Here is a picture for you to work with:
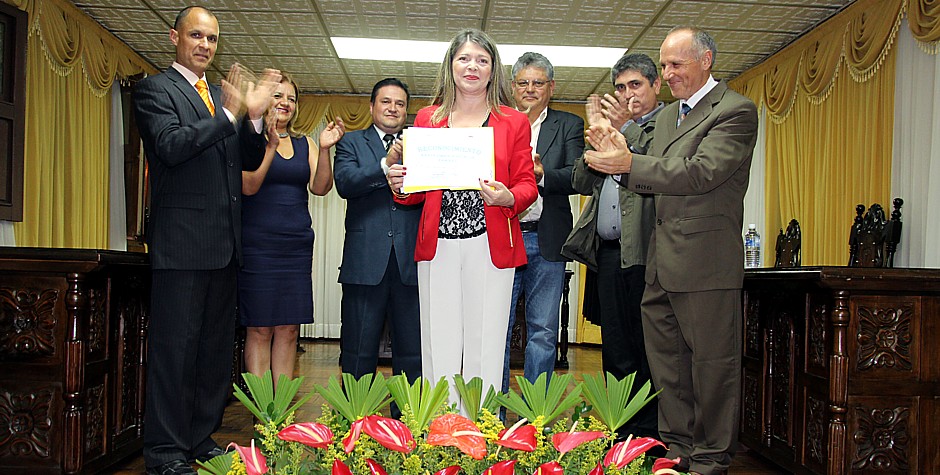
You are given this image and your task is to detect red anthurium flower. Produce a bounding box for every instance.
[551,430,606,454]
[362,415,416,453]
[433,466,462,475]
[277,422,334,449]
[427,413,487,460]
[331,459,353,475]
[495,419,537,452]
[482,460,516,475]
[228,441,268,475]
[342,419,366,453]
[366,459,389,475]
[652,456,683,475]
[604,436,666,469]
[533,461,564,475]
[587,462,604,475]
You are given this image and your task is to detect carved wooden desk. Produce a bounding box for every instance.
[0,248,150,474]
[741,267,939,475]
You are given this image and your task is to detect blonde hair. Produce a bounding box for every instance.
[265,71,301,137]
[429,29,513,125]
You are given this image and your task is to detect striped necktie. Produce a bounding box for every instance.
[195,79,215,116]
[678,102,691,125]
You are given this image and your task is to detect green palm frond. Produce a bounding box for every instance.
[196,451,234,475]
[387,375,451,430]
[233,371,312,426]
[497,373,582,426]
[315,372,391,422]
[452,374,500,421]
[581,372,660,436]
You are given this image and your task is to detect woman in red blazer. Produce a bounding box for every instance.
[387,28,537,410]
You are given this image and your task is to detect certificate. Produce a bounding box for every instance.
[401,127,495,193]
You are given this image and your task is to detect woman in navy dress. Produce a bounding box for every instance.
[240,72,345,386]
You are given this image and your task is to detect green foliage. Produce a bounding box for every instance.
[498,373,583,427]
[233,370,312,426]
[581,372,660,437]
[387,374,450,431]
[315,372,391,422]
[451,374,500,421]
[195,451,235,475]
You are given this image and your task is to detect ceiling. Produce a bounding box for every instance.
[73,0,856,101]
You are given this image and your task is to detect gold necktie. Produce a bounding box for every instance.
[195,79,215,116]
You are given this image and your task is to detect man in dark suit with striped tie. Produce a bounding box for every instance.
[132,6,280,474]
[333,78,422,385]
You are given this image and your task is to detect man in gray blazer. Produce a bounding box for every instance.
[584,27,758,475]
[502,52,583,391]
[334,78,421,384]
[133,6,279,475]
[563,53,664,440]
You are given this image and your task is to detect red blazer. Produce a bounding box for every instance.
[395,105,538,269]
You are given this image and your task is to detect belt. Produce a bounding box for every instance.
[519,220,539,232]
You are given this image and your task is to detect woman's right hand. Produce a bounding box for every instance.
[386,163,407,195]
[264,116,279,152]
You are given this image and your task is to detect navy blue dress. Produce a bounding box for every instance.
[238,136,314,326]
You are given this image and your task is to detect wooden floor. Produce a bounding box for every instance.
[105,340,786,474]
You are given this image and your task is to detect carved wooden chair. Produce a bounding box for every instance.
[848,198,903,267]
[774,219,801,267]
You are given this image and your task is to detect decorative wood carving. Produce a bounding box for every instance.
[806,394,826,466]
[849,199,903,268]
[809,301,828,370]
[0,288,58,359]
[856,303,913,372]
[84,384,105,456]
[743,371,760,435]
[742,267,939,474]
[87,286,106,357]
[770,309,793,444]
[851,405,910,471]
[0,248,150,473]
[0,389,53,458]
[745,294,760,358]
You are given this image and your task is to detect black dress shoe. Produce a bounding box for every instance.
[146,459,197,475]
[195,445,228,462]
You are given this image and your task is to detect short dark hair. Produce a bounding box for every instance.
[611,53,659,87]
[370,78,410,105]
[511,52,554,80]
[174,6,215,30]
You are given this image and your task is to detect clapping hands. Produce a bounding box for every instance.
[221,63,283,120]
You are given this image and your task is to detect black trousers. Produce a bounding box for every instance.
[340,251,421,382]
[596,239,658,438]
[144,261,237,467]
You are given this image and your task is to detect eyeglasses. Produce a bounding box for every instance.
[514,79,550,89]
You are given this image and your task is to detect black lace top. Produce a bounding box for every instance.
[438,115,490,239]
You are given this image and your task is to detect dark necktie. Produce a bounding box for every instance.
[383,133,395,152]
[678,102,691,125]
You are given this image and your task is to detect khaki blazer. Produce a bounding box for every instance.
[627,81,759,292]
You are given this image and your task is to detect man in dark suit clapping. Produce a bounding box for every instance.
[133,6,280,475]
[583,27,759,475]
[502,52,584,391]
[333,78,422,385]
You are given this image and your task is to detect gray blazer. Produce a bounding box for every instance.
[333,127,422,286]
[627,81,759,292]
[562,110,660,271]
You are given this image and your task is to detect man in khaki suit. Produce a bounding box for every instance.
[583,27,758,475]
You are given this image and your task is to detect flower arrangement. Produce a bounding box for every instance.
[195,371,686,475]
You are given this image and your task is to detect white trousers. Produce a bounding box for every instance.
[417,234,514,412]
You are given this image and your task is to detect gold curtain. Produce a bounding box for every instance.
[909,0,940,52]
[729,0,903,264]
[8,0,155,247]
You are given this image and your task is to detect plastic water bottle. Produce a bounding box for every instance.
[744,224,761,269]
